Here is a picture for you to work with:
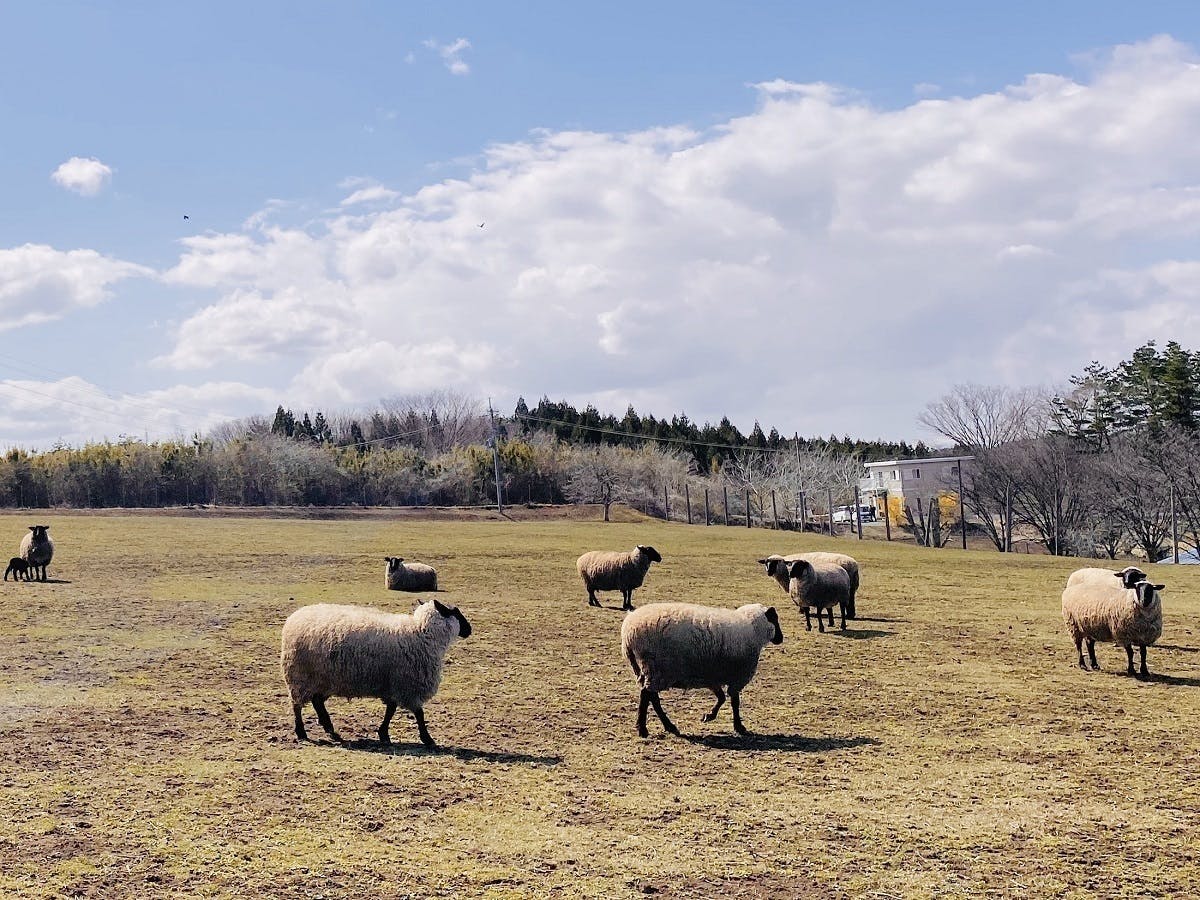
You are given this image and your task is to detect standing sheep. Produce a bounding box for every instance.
[1061,577,1164,677]
[385,556,438,592]
[19,525,53,582]
[280,597,472,747]
[1065,566,1147,590]
[758,551,861,618]
[577,545,662,610]
[621,602,783,737]
[786,558,851,632]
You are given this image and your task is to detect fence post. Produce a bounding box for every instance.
[799,491,807,531]
[685,483,692,525]
[746,490,752,528]
[854,485,863,540]
[723,485,730,526]
[1004,486,1013,552]
[771,490,778,529]
[957,464,967,550]
[664,485,670,522]
[883,490,891,541]
[827,486,835,536]
[915,497,927,546]
[704,488,711,526]
[1171,483,1180,564]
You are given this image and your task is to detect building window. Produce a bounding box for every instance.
[913,468,921,478]
[950,466,959,475]
[893,469,899,479]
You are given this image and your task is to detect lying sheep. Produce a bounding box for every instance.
[385,556,438,592]
[758,551,861,618]
[1061,576,1164,677]
[1065,565,1147,591]
[786,558,851,632]
[280,597,472,747]
[3,557,30,582]
[621,601,783,737]
[577,545,662,610]
[19,525,53,582]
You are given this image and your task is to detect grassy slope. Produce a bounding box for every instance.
[0,512,1197,899]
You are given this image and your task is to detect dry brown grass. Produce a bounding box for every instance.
[0,510,1198,898]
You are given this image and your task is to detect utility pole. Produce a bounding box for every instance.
[488,399,503,514]
[957,462,967,551]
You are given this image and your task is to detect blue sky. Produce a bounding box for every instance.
[4,2,1200,446]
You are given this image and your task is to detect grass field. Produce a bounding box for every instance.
[1,509,1198,899]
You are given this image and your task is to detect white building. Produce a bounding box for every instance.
[859,456,974,506]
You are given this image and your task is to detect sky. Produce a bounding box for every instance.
[4,1,1200,448]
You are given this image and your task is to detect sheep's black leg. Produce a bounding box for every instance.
[646,690,679,735]
[1139,645,1149,678]
[702,687,725,723]
[379,701,396,745]
[839,602,846,631]
[622,590,634,611]
[1075,637,1088,670]
[1086,639,1099,670]
[803,607,812,631]
[826,607,835,628]
[312,696,342,742]
[412,707,436,748]
[1124,645,1136,675]
[587,589,600,607]
[846,595,856,619]
[730,691,750,736]
[817,607,826,633]
[636,689,651,737]
[292,704,307,741]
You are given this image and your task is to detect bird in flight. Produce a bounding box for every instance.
[478,222,484,228]
[183,215,190,220]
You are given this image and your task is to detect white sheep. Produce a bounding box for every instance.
[19,524,53,582]
[786,558,851,632]
[1065,565,1146,591]
[280,597,471,747]
[385,556,439,592]
[577,545,662,610]
[620,601,783,737]
[758,551,860,618]
[1061,576,1164,677]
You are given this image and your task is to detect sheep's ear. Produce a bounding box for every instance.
[1154,583,1165,591]
[764,606,779,624]
[432,598,452,617]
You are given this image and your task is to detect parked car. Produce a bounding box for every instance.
[832,504,877,524]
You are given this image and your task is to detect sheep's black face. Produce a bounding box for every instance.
[29,525,49,543]
[1115,567,1147,590]
[433,598,472,639]
[787,560,810,578]
[638,545,662,563]
[1134,582,1165,608]
[765,606,784,644]
[385,557,403,573]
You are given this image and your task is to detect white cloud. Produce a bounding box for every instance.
[0,244,151,330]
[50,156,113,195]
[423,37,471,75]
[913,82,941,97]
[340,185,401,207]
[146,36,1200,437]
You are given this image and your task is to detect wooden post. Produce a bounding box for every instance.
[957,464,967,550]
[827,486,835,536]
[1172,483,1180,564]
[854,486,863,540]
[771,490,779,529]
[915,497,927,546]
[664,485,670,521]
[883,490,892,541]
[704,488,711,526]
[1004,486,1013,552]
[746,490,752,528]
[723,485,730,526]
[799,491,807,531]
[685,483,692,525]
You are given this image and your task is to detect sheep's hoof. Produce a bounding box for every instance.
[701,713,717,723]
[378,733,392,746]
[637,727,650,738]
[734,726,751,737]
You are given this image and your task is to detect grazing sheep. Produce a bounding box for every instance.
[758,551,861,618]
[1061,577,1164,677]
[1065,565,1147,591]
[786,558,851,632]
[384,556,438,592]
[3,557,30,582]
[577,545,662,610]
[19,525,53,582]
[620,601,783,737]
[280,597,472,747]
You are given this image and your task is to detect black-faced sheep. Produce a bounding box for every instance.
[3,557,30,582]
[577,545,662,610]
[1061,576,1164,677]
[786,558,851,632]
[759,551,861,618]
[384,557,439,592]
[19,525,53,582]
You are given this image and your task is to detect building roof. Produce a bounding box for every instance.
[863,455,974,469]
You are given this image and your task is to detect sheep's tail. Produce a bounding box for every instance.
[624,642,642,680]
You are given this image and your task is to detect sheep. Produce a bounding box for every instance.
[577,545,662,610]
[1065,565,1147,591]
[620,601,783,737]
[280,597,472,747]
[758,551,861,618]
[19,525,53,582]
[384,556,438,592]
[1061,577,1164,677]
[3,557,30,582]
[786,558,851,632]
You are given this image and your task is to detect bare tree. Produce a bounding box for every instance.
[918,383,1050,448]
[565,445,629,522]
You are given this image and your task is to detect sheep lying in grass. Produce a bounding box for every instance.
[281,598,471,747]
[385,557,438,592]
[1065,565,1146,591]
[620,601,783,737]
[786,558,851,632]
[1061,575,1164,677]
[577,545,662,610]
[758,551,860,618]
[19,525,53,582]
[3,557,30,582]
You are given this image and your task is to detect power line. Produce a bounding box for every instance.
[510,411,794,454]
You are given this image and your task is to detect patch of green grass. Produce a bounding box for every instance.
[0,510,1198,897]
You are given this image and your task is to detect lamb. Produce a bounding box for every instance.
[1061,576,1164,677]
[577,545,662,610]
[786,558,852,632]
[280,597,472,747]
[3,557,30,582]
[758,551,861,618]
[1065,565,1147,591]
[620,601,783,737]
[19,525,53,582]
[384,556,438,592]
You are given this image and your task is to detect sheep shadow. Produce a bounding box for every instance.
[683,733,880,753]
[1142,672,1200,688]
[831,628,894,640]
[341,738,562,765]
[1157,644,1200,653]
[850,616,909,624]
